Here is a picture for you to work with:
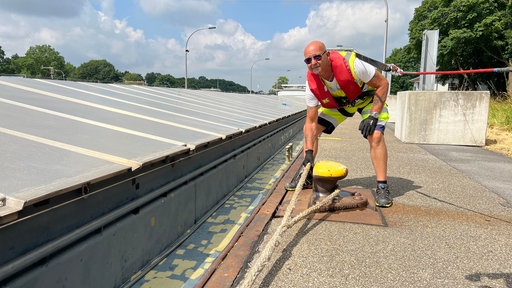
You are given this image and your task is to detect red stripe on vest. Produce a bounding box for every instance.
[307,51,362,108]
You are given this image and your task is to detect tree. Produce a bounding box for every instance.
[122,71,144,83]
[386,45,419,94]
[407,0,512,95]
[145,72,160,86]
[70,59,121,83]
[63,62,76,80]
[14,45,66,78]
[154,74,178,87]
[272,76,289,90]
[0,46,15,74]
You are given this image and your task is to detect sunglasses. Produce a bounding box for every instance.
[304,50,327,64]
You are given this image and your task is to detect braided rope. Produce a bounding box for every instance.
[237,163,311,288]
[284,188,341,229]
[237,165,368,287]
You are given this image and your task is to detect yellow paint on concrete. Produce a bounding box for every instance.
[141,278,184,288]
[171,259,196,275]
[143,270,172,280]
[186,267,203,278]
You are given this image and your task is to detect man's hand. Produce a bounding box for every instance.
[303,149,314,166]
[359,116,378,139]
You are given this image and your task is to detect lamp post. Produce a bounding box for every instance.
[250,57,270,94]
[185,26,216,89]
[383,0,391,94]
[383,0,388,63]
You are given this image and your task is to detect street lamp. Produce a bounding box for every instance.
[250,57,270,94]
[383,0,388,63]
[185,26,216,89]
[383,0,391,95]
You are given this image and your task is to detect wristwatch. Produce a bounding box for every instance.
[370,111,380,119]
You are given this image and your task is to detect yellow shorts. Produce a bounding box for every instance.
[317,97,390,134]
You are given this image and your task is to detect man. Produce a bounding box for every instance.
[285,40,392,207]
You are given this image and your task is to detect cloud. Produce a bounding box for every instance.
[0,0,88,18]
[137,0,221,27]
[0,0,421,91]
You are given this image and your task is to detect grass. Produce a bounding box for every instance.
[488,95,512,130]
[485,94,512,157]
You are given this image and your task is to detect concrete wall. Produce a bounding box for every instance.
[386,94,397,123]
[394,91,490,146]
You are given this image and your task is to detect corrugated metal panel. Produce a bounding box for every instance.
[0,76,304,219]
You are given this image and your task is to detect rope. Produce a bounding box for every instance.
[400,67,512,75]
[237,163,311,288]
[386,64,512,76]
[284,188,341,229]
[237,164,351,288]
[352,50,512,76]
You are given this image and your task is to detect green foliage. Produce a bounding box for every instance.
[386,45,419,94]
[407,0,512,95]
[488,96,512,130]
[0,46,15,74]
[154,74,178,87]
[143,72,247,92]
[1,43,250,92]
[144,72,159,86]
[15,45,66,77]
[63,62,75,79]
[70,59,121,83]
[123,71,144,83]
[272,76,289,90]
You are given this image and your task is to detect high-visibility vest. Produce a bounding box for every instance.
[307,50,367,108]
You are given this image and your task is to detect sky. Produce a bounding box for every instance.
[0,0,422,92]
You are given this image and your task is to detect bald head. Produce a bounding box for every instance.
[303,40,331,77]
[304,41,326,57]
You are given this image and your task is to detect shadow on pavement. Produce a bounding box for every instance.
[338,176,422,198]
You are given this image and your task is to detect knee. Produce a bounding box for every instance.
[367,131,384,147]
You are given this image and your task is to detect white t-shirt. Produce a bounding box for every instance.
[305,57,376,107]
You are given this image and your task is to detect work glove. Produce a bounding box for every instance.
[303,149,314,167]
[359,116,378,139]
[389,63,404,76]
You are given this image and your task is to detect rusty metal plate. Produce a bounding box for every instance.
[276,186,387,226]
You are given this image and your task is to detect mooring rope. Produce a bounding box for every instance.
[284,188,341,229]
[237,163,343,288]
[237,163,311,288]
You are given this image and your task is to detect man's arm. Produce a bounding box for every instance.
[366,70,389,114]
[304,105,318,152]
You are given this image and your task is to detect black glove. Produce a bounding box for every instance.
[359,116,378,139]
[303,149,314,167]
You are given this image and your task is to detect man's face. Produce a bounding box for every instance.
[304,46,328,75]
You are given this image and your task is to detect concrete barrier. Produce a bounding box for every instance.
[386,94,397,123]
[394,91,490,146]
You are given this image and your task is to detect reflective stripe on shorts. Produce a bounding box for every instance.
[318,99,389,134]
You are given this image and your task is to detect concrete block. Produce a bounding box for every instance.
[386,94,397,123]
[395,91,490,146]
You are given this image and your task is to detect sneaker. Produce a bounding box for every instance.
[375,183,393,207]
[285,166,313,191]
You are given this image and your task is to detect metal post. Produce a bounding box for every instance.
[250,58,270,94]
[383,0,391,95]
[383,0,388,63]
[185,26,216,89]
